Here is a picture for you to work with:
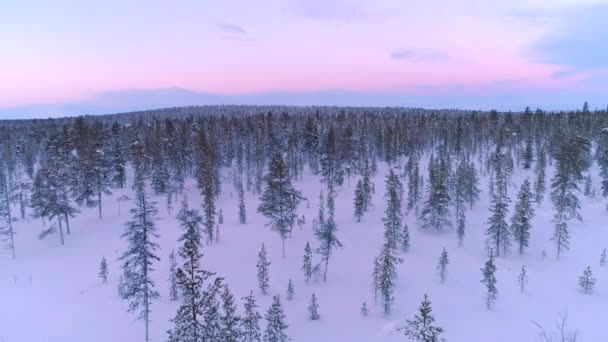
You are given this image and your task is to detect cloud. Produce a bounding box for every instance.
[390,48,452,62]
[285,0,385,22]
[530,4,608,71]
[216,22,247,35]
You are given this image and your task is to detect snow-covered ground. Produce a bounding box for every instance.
[1,163,606,341]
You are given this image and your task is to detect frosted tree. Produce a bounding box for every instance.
[319,125,344,194]
[241,292,263,342]
[257,243,271,295]
[383,169,405,250]
[456,210,465,247]
[239,181,247,224]
[436,248,449,284]
[534,147,547,205]
[481,254,498,309]
[486,149,511,257]
[354,178,366,222]
[600,249,607,267]
[578,266,596,294]
[119,136,160,342]
[420,151,452,232]
[220,284,242,342]
[286,279,295,300]
[263,295,289,342]
[218,209,224,224]
[314,194,342,282]
[308,293,320,320]
[511,179,535,255]
[258,152,303,258]
[360,302,369,317]
[407,156,422,212]
[302,242,313,284]
[377,243,401,315]
[518,265,528,294]
[169,249,179,301]
[401,224,410,253]
[0,167,16,259]
[99,257,108,284]
[196,129,217,245]
[398,294,445,342]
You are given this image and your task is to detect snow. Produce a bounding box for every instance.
[1,163,607,341]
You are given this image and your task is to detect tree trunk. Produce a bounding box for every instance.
[57,218,65,246]
[64,213,71,235]
[98,189,102,219]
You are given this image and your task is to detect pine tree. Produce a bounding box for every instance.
[201,277,224,341]
[377,243,401,315]
[354,179,366,222]
[239,181,247,224]
[257,243,271,295]
[481,254,498,309]
[523,138,534,170]
[360,302,369,317]
[456,210,465,247]
[600,249,607,267]
[578,266,596,294]
[407,156,422,212]
[314,193,342,282]
[169,249,179,301]
[302,242,313,284]
[486,150,512,257]
[196,129,218,245]
[258,152,303,258]
[436,248,449,284]
[511,179,535,255]
[534,147,547,205]
[420,151,452,232]
[382,169,404,250]
[319,125,344,194]
[286,279,294,300]
[220,284,242,342]
[263,295,289,342]
[219,209,224,224]
[308,293,320,320]
[518,265,528,294]
[0,167,16,259]
[99,257,108,284]
[398,294,445,342]
[119,136,160,342]
[241,292,263,342]
[401,224,410,253]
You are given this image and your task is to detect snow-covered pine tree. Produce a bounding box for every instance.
[286,279,294,300]
[420,150,452,232]
[578,266,596,294]
[457,210,465,247]
[302,242,313,284]
[401,224,410,253]
[360,302,369,317]
[584,175,594,198]
[599,128,608,203]
[354,178,366,222]
[99,256,108,284]
[377,243,401,315]
[481,254,498,309]
[257,243,271,295]
[218,209,224,224]
[486,147,512,257]
[0,166,16,258]
[238,180,247,224]
[119,136,160,342]
[518,265,527,294]
[263,295,289,342]
[398,294,445,342]
[241,291,263,342]
[383,169,404,250]
[220,284,242,342]
[436,248,449,284]
[407,156,422,212]
[511,179,535,255]
[601,249,607,267]
[534,147,547,206]
[314,193,342,282]
[201,277,224,341]
[196,129,217,245]
[169,249,179,301]
[319,125,344,194]
[308,293,320,320]
[257,152,303,258]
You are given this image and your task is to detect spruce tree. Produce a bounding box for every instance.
[481,254,498,309]
[534,147,547,205]
[119,136,160,342]
[511,179,535,255]
[239,182,247,224]
[382,169,404,250]
[258,152,303,258]
[600,249,607,267]
[0,167,16,259]
[169,249,179,301]
[436,248,449,284]
[486,150,511,257]
[401,224,410,253]
[308,293,320,320]
[420,151,452,232]
[263,295,289,342]
[456,210,465,247]
[220,284,242,342]
[398,294,445,342]
[286,279,295,301]
[302,242,313,284]
[99,257,108,284]
[354,179,366,222]
[314,193,342,282]
[196,129,217,245]
[518,265,527,294]
[377,243,401,315]
[578,266,596,294]
[241,291,263,342]
[360,302,369,317]
[257,243,271,295]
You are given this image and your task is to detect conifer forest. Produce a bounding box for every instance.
[1,104,607,341]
